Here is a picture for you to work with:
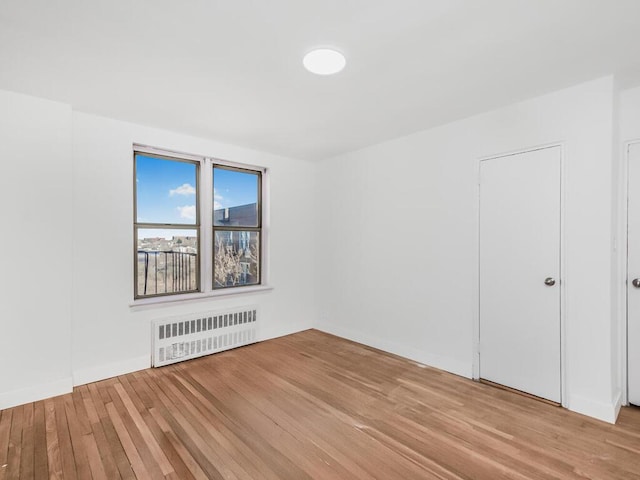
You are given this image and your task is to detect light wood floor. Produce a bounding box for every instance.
[1,330,639,479]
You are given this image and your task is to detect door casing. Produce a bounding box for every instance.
[625,141,640,406]
[472,143,567,408]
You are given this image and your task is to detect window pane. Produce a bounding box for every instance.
[136,154,198,224]
[137,228,199,297]
[214,230,259,288]
[213,167,259,227]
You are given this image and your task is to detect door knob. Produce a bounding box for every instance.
[633,278,640,288]
[544,277,556,286]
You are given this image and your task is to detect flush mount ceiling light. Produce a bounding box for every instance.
[303,48,346,75]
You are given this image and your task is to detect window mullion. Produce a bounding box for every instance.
[202,158,213,294]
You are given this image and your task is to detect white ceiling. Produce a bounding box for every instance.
[2,0,640,161]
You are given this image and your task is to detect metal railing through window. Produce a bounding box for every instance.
[137,251,198,296]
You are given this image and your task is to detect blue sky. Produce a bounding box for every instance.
[213,167,258,210]
[136,155,258,239]
[136,154,197,225]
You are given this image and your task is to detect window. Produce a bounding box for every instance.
[213,166,261,288]
[134,153,200,298]
[134,148,263,300]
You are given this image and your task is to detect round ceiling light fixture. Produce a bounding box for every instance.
[303,48,346,75]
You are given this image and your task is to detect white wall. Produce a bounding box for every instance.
[0,89,317,405]
[620,85,640,142]
[315,77,620,422]
[71,113,317,385]
[0,90,73,409]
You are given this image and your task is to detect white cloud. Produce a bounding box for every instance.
[213,188,224,210]
[177,205,196,221]
[169,183,196,196]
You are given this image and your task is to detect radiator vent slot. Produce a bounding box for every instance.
[152,307,258,367]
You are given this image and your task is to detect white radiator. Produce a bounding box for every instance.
[152,306,258,367]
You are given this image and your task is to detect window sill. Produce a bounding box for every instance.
[129,285,273,310]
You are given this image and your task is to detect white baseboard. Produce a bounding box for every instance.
[73,355,150,386]
[0,377,73,410]
[568,391,622,424]
[315,322,473,379]
[612,389,623,421]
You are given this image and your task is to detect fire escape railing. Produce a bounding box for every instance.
[137,251,197,296]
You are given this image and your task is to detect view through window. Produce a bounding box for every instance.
[134,150,262,299]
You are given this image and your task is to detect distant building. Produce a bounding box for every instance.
[213,203,258,226]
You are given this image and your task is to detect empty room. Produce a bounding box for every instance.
[1,1,640,478]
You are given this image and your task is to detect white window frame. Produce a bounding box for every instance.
[131,144,271,307]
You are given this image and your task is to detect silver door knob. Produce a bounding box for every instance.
[544,277,556,286]
[633,278,640,288]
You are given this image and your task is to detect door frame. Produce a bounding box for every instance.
[623,140,640,406]
[473,143,567,407]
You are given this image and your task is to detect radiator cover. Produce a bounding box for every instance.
[152,306,258,367]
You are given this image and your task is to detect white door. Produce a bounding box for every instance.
[628,143,640,406]
[479,146,561,403]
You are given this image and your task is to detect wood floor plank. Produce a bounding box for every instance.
[62,393,92,480]
[19,403,35,480]
[147,371,248,480]
[148,407,209,480]
[107,381,169,480]
[112,381,174,477]
[32,401,48,480]
[79,385,121,480]
[81,432,110,480]
[53,396,77,480]
[43,398,63,480]
[70,389,91,436]
[2,329,640,479]
[106,401,153,480]
[0,409,13,480]
[86,382,137,480]
[119,374,194,480]
[79,385,100,426]
[5,406,23,480]
[134,369,228,480]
